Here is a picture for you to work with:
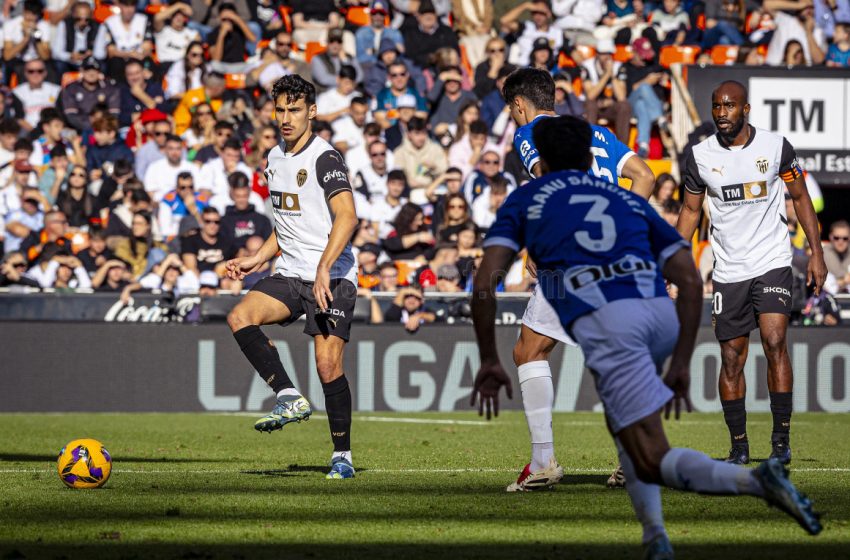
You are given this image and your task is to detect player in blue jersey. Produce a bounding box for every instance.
[473,67,655,491]
[471,115,822,558]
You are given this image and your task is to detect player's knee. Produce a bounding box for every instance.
[761,331,787,357]
[315,356,341,383]
[631,449,664,484]
[227,307,252,333]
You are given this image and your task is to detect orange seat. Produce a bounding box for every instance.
[304,41,326,63]
[93,1,118,23]
[659,45,701,68]
[459,44,473,76]
[346,6,371,27]
[614,44,633,62]
[575,44,597,60]
[258,39,271,50]
[61,71,81,87]
[557,51,575,68]
[225,73,246,89]
[144,4,163,15]
[711,45,739,65]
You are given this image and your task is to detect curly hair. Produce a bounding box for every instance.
[392,202,425,236]
[271,75,316,107]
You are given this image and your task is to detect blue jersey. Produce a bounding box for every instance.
[484,170,688,329]
[513,115,634,183]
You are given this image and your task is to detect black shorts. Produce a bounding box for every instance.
[711,267,792,341]
[251,274,357,341]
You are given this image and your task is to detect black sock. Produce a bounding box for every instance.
[721,398,748,446]
[323,375,352,453]
[770,391,792,441]
[232,325,294,393]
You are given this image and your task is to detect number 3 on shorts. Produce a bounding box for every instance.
[713,292,723,315]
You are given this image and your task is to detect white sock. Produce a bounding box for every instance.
[332,450,352,464]
[277,388,301,398]
[617,439,666,545]
[518,360,555,471]
[660,448,764,497]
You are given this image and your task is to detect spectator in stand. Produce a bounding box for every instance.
[414,241,459,289]
[158,172,209,240]
[393,117,448,205]
[423,47,474,93]
[471,174,509,231]
[180,102,216,159]
[826,21,850,65]
[181,207,235,275]
[3,191,43,254]
[355,0,405,67]
[139,252,200,295]
[91,258,135,296]
[119,60,167,128]
[649,172,677,214]
[49,253,92,290]
[0,119,20,168]
[449,119,497,179]
[764,0,827,65]
[473,38,515,101]
[174,72,226,136]
[312,28,363,93]
[435,263,463,292]
[702,0,748,48]
[348,122,395,177]
[528,36,558,72]
[52,1,98,75]
[0,140,40,195]
[198,138,253,199]
[648,0,695,46]
[401,0,460,70]
[353,140,390,201]
[312,120,334,144]
[219,175,272,250]
[291,0,344,49]
[373,61,429,129]
[86,115,135,180]
[824,220,850,293]
[0,251,40,287]
[581,39,631,144]
[143,134,197,203]
[19,210,71,265]
[384,285,437,332]
[113,211,168,279]
[384,94,419,151]
[165,41,208,102]
[93,0,154,82]
[61,57,121,132]
[194,120,234,164]
[13,59,61,133]
[331,96,371,156]
[210,170,265,219]
[425,167,464,227]
[814,0,850,39]
[616,37,668,158]
[553,0,608,45]
[250,31,312,90]
[452,0,494,68]
[364,36,426,98]
[553,72,585,117]
[377,261,400,292]
[316,65,359,124]
[3,0,52,79]
[356,242,382,290]
[104,184,154,248]
[77,229,113,274]
[500,1,563,66]
[480,66,515,130]
[596,0,642,42]
[153,1,200,68]
[427,66,478,137]
[384,202,435,262]
[435,193,474,243]
[783,39,807,64]
[455,221,482,285]
[30,109,79,169]
[55,167,96,229]
[133,112,172,179]
[370,169,408,238]
[232,234,271,289]
[208,2,257,74]
[463,149,516,201]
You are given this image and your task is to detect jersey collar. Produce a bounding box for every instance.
[285,133,316,157]
[716,124,756,150]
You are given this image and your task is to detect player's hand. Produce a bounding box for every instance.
[470,361,513,420]
[525,257,538,279]
[808,253,827,296]
[225,255,262,280]
[313,265,333,312]
[663,361,693,420]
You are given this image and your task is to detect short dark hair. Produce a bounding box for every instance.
[502,68,555,112]
[312,120,333,135]
[39,108,63,127]
[351,95,369,107]
[113,159,134,177]
[14,138,33,152]
[214,120,235,132]
[469,120,489,136]
[531,115,592,173]
[176,171,194,182]
[202,206,220,217]
[0,119,21,136]
[49,145,67,159]
[364,122,382,136]
[407,116,427,132]
[130,189,151,205]
[271,74,316,107]
[387,169,407,184]
[222,138,242,152]
[228,171,250,189]
[339,64,357,81]
[165,133,182,144]
[23,0,43,15]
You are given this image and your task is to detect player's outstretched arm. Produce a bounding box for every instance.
[314,191,359,311]
[786,174,827,295]
[470,245,516,419]
[621,155,655,200]
[661,248,703,419]
[225,231,278,280]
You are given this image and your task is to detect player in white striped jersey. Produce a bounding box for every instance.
[225,75,360,480]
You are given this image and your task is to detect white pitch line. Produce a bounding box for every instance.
[1,467,849,474]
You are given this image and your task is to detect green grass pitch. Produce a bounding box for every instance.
[1,412,848,559]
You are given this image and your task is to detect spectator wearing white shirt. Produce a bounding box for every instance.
[316,65,359,124]
[208,170,266,215]
[764,0,827,65]
[12,59,61,133]
[370,169,408,239]
[331,96,370,156]
[470,174,509,231]
[52,1,99,75]
[197,138,252,199]
[143,134,198,202]
[500,1,563,65]
[3,0,52,77]
[346,122,395,177]
[153,1,200,65]
[552,0,607,45]
[353,140,390,201]
[93,0,154,82]
[164,40,207,100]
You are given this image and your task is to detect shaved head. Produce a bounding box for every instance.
[712,80,748,105]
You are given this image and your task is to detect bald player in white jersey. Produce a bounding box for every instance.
[225,75,360,480]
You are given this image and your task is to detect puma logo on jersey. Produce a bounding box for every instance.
[778,297,787,307]
[266,169,276,181]
[712,166,724,175]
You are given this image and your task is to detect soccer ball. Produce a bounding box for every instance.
[57,439,112,489]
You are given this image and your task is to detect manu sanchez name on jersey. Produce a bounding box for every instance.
[484,170,687,330]
[683,126,800,284]
[513,115,634,183]
[265,134,357,284]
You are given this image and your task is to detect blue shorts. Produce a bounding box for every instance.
[572,297,678,433]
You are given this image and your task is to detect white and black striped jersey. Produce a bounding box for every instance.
[683,125,802,283]
[265,134,357,284]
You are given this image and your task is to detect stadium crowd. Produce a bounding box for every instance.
[0,0,847,325]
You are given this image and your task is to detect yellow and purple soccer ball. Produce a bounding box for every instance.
[57,439,112,489]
